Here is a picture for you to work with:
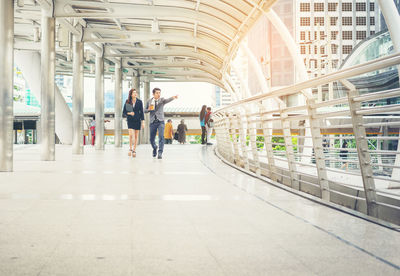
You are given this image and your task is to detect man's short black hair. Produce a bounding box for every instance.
[207,107,211,110]
[152,88,161,94]
[167,119,172,122]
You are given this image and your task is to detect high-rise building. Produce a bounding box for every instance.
[214,86,233,108]
[296,0,379,74]
[248,0,295,88]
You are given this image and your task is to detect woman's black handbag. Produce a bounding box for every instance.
[174,132,179,140]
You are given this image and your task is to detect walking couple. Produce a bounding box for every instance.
[123,87,178,159]
[200,105,214,145]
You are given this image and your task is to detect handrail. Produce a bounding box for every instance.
[215,52,400,114]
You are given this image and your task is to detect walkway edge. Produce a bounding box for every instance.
[211,147,400,232]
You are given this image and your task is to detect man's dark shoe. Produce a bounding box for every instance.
[207,142,213,145]
[157,154,162,159]
[153,147,158,157]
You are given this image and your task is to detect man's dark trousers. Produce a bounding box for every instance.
[150,120,165,155]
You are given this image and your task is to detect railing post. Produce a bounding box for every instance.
[222,113,234,163]
[307,98,330,201]
[345,81,378,218]
[258,102,277,181]
[244,105,261,175]
[228,112,241,166]
[236,108,250,170]
[279,103,300,190]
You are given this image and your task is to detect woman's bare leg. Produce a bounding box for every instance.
[128,129,134,155]
[133,130,139,151]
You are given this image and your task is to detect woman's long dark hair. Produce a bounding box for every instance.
[126,89,136,104]
[200,105,207,121]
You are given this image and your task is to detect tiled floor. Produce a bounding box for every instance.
[0,144,399,275]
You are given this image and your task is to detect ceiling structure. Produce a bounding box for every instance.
[13,0,277,88]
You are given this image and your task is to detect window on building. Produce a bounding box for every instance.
[356,31,366,40]
[356,17,366,25]
[300,17,310,26]
[320,46,325,55]
[342,17,352,25]
[300,31,306,40]
[330,31,338,40]
[314,31,325,39]
[356,2,366,11]
[315,17,324,26]
[370,30,375,35]
[328,2,337,12]
[342,31,352,40]
[330,17,338,26]
[370,3,375,11]
[300,3,310,12]
[343,45,353,54]
[314,3,324,11]
[331,44,338,54]
[370,17,375,25]
[342,3,352,11]
[300,45,306,54]
[332,60,339,68]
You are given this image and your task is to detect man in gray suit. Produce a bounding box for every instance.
[145,88,178,159]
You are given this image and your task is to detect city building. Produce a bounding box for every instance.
[296,0,379,74]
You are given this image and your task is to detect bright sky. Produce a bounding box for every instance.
[83,78,216,109]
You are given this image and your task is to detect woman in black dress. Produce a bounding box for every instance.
[123,89,144,157]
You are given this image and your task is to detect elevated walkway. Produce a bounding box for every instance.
[1,145,399,275]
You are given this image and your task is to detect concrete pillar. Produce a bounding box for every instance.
[95,53,105,150]
[114,62,122,147]
[40,11,56,161]
[0,0,14,172]
[15,51,73,144]
[72,39,84,154]
[132,75,140,95]
[143,81,150,144]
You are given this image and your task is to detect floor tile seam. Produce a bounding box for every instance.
[199,147,400,271]
[178,201,229,276]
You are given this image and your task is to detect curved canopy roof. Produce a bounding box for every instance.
[14,0,277,88]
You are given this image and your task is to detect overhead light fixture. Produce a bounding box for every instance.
[85,50,91,62]
[17,0,24,7]
[33,26,40,42]
[66,50,71,62]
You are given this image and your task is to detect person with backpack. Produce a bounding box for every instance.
[205,107,214,145]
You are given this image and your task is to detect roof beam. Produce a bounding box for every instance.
[104,47,222,69]
[53,0,237,38]
[122,60,221,79]
[82,29,227,57]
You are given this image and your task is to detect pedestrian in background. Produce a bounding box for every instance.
[177,119,188,144]
[199,105,207,144]
[205,107,214,145]
[164,119,174,144]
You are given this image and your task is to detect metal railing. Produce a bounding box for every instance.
[213,52,400,226]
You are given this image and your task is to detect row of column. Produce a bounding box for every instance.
[0,2,151,172]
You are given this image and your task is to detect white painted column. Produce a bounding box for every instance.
[40,10,56,161]
[72,39,84,154]
[95,53,105,150]
[0,0,14,172]
[114,62,122,147]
